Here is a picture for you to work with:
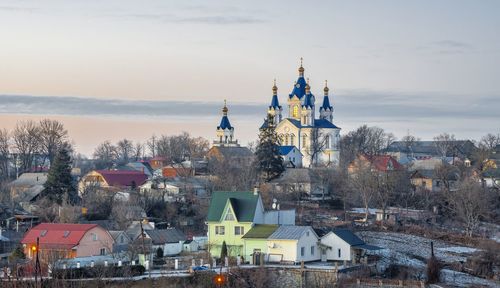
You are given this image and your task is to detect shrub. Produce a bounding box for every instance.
[426,256,441,284]
[52,264,145,279]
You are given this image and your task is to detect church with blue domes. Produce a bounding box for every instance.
[264,60,341,167]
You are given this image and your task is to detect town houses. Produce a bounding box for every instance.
[0,60,498,287]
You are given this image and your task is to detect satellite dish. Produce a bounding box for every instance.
[273,198,277,203]
[272,203,277,209]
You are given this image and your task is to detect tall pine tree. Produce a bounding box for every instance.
[254,114,285,182]
[42,144,76,204]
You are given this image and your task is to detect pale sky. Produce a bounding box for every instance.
[1,0,499,155]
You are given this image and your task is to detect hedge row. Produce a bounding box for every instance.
[52,265,145,279]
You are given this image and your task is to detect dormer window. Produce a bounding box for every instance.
[225,210,235,221]
[40,230,47,237]
[63,231,70,238]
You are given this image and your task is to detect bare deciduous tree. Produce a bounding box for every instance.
[155,132,209,164]
[433,133,456,157]
[340,125,395,168]
[401,133,420,157]
[348,158,378,221]
[93,141,118,169]
[375,170,412,226]
[133,142,144,161]
[0,129,10,179]
[444,178,490,237]
[39,119,69,166]
[147,134,157,158]
[305,129,329,167]
[479,133,500,151]
[208,157,256,191]
[116,138,134,165]
[13,120,41,172]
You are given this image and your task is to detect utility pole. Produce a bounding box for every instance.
[140,221,151,278]
[34,237,41,288]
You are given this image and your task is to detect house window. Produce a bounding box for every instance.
[234,226,245,235]
[300,247,305,257]
[422,181,427,187]
[310,246,315,255]
[306,231,310,237]
[215,226,225,235]
[436,180,440,187]
[119,235,125,244]
[225,210,235,221]
[92,233,98,241]
[338,249,341,258]
[100,248,106,255]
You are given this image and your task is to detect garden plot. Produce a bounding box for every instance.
[357,231,498,287]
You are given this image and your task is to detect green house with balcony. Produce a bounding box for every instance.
[207,190,295,260]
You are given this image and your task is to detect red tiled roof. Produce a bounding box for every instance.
[97,170,147,187]
[363,155,403,172]
[21,223,98,249]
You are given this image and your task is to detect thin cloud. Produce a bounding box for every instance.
[173,15,264,24]
[1,91,499,124]
[0,5,37,13]
[0,95,263,118]
[421,40,474,55]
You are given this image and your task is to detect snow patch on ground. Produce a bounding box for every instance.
[358,231,499,287]
[436,246,478,254]
[440,269,498,288]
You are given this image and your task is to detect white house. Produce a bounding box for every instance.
[320,229,380,264]
[279,146,303,168]
[144,228,187,257]
[266,226,320,263]
[182,240,199,252]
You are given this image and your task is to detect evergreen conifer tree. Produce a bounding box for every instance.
[43,144,76,204]
[254,114,285,182]
[220,240,228,260]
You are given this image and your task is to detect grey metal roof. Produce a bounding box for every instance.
[268,226,315,240]
[385,140,476,157]
[215,146,254,158]
[331,229,365,246]
[145,228,186,245]
[17,185,44,202]
[10,173,47,187]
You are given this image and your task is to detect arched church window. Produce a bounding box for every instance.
[325,135,330,148]
[284,134,289,146]
[290,134,295,146]
[279,134,284,145]
[292,105,299,118]
[302,134,308,148]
